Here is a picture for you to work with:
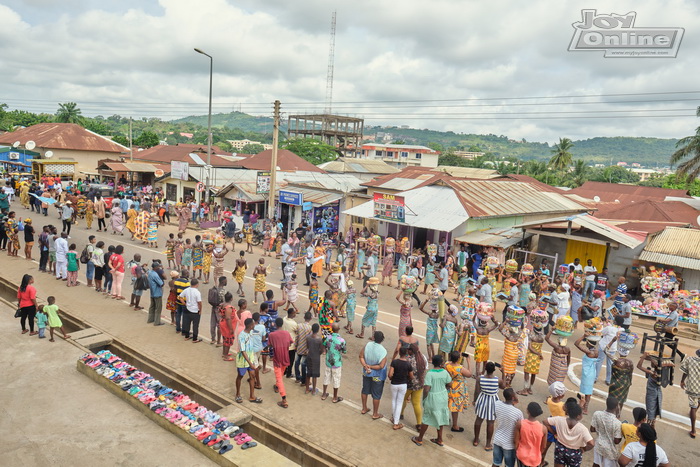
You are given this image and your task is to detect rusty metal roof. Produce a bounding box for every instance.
[319,157,398,175]
[445,179,588,219]
[0,123,128,153]
[639,227,700,270]
[100,161,169,173]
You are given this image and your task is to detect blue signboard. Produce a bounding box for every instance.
[302,201,313,211]
[279,190,303,206]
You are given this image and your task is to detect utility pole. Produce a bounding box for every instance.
[129,117,133,187]
[268,100,281,219]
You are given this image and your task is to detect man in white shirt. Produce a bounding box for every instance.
[597,316,622,385]
[54,232,69,280]
[569,258,584,287]
[179,278,203,342]
[583,259,598,301]
[303,240,321,286]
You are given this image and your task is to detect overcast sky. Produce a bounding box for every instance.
[1,0,699,143]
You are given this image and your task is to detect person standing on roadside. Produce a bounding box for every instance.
[359,330,388,419]
[179,278,202,342]
[94,195,106,232]
[282,308,299,379]
[611,276,627,312]
[294,311,313,384]
[54,232,69,281]
[147,260,165,326]
[492,388,523,467]
[322,322,346,403]
[680,349,700,439]
[583,259,597,302]
[590,396,622,467]
[17,274,38,335]
[268,317,294,409]
[38,225,50,272]
[84,235,96,287]
[207,276,227,345]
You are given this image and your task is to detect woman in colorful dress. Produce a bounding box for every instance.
[605,337,634,411]
[201,241,213,284]
[311,244,325,279]
[253,258,267,305]
[419,294,440,361]
[146,213,159,248]
[134,210,149,243]
[232,251,247,297]
[499,322,521,388]
[402,341,427,430]
[181,239,192,275]
[381,252,394,287]
[396,290,413,338]
[166,271,179,325]
[218,292,238,361]
[446,350,471,433]
[212,241,228,285]
[439,304,459,357]
[192,236,203,279]
[357,277,379,340]
[422,261,436,295]
[318,289,336,340]
[395,253,407,290]
[472,361,504,450]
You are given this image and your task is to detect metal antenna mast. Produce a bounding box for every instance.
[324,11,337,114]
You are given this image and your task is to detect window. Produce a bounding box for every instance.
[387,151,394,158]
[361,149,366,156]
[415,153,422,159]
[375,150,383,157]
[401,152,408,158]
[166,183,177,201]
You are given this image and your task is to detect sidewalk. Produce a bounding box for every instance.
[0,302,216,467]
[1,256,476,466]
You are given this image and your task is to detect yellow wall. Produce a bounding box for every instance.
[565,239,607,270]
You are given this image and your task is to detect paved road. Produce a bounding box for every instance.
[6,200,700,466]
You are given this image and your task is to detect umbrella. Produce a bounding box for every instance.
[29,193,57,205]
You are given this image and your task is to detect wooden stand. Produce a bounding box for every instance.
[641,331,679,387]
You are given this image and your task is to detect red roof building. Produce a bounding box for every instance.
[231,149,325,173]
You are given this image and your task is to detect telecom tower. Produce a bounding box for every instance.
[325,10,336,114]
[288,11,364,157]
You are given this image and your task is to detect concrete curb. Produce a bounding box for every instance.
[76,358,295,467]
[567,362,700,429]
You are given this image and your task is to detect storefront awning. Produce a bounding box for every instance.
[286,186,343,207]
[455,228,532,248]
[638,227,700,270]
[343,185,469,231]
[513,213,644,249]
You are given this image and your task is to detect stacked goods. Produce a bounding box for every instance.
[460,295,478,321]
[486,256,500,269]
[400,237,410,255]
[476,302,494,321]
[530,308,549,329]
[385,237,395,253]
[617,331,639,351]
[505,306,526,327]
[505,259,518,273]
[400,274,417,293]
[427,243,438,257]
[583,317,603,342]
[521,263,534,276]
[554,315,574,337]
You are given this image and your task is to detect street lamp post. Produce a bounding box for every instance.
[194,48,213,202]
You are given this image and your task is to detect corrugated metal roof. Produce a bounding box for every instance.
[319,157,399,175]
[288,186,343,206]
[102,162,167,173]
[639,227,700,270]
[455,228,533,248]
[343,185,469,231]
[0,123,128,153]
[432,166,500,179]
[513,213,645,249]
[379,178,426,191]
[446,179,588,218]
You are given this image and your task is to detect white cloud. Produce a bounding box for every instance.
[0,0,699,144]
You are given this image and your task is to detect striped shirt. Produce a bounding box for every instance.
[493,401,524,450]
[295,322,312,356]
[475,375,500,420]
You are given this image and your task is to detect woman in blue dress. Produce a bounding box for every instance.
[575,334,599,414]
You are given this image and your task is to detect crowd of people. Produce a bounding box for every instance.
[5,173,696,467]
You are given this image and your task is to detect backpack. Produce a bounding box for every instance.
[80,245,90,264]
[208,286,222,308]
[17,220,24,231]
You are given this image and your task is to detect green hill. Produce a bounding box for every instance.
[170,112,680,166]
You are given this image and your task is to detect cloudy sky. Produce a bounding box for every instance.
[1,0,699,143]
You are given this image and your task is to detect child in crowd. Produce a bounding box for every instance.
[284,273,299,312]
[166,233,176,269]
[66,243,79,287]
[571,283,582,328]
[251,312,266,390]
[308,274,320,317]
[36,307,48,339]
[44,296,71,342]
[181,238,192,275]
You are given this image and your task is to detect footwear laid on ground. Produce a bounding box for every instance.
[79,350,257,454]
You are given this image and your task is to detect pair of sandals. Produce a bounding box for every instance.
[234,432,257,450]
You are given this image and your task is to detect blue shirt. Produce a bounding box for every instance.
[251,323,266,353]
[120,198,129,213]
[133,200,140,210]
[148,269,164,298]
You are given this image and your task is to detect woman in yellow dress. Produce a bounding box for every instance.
[125,206,137,239]
[85,199,94,229]
[202,241,213,284]
[253,258,267,305]
[232,250,247,297]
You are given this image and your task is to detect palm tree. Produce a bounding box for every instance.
[670,107,700,180]
[549,137,574,171]
[568,159,589,187]
[55,102,83,124]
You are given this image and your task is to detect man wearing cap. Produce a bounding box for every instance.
[147,260,165,326]
[60,201,74,235]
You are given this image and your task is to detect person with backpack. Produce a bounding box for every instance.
[83,235,96,287]
[208,276,228,345]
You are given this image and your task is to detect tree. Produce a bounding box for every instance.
[82,118,110,136]
[239,143,264,154]
[391,139,406,145]
[670,107,700,180]
[590,165,640,184]
[134,131,160,148]
[437,152,468,167]
[55,102,83,124]
[111,135,130,147]
[281,138,339,165]
[548,137,574,171]
[216,140,233,153]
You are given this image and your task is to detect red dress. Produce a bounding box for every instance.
[218,305,238,347]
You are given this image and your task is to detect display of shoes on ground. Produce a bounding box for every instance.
[79,350,258,453]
